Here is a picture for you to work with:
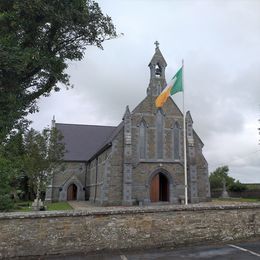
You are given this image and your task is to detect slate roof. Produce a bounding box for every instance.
[87,121,124,162]
[56,123,116,161]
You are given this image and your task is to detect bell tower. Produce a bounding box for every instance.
[147,41,167,96]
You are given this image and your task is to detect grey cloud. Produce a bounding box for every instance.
[29,0,260,183]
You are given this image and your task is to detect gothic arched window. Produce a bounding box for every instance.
[139,120,147,159]
[173,122,180,160]
[156,109,164,159]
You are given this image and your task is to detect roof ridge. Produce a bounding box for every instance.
[56,123,116,128]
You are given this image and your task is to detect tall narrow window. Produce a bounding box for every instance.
[139,120,146,159]
[156,109,164,159]
[173,122,180,160]
[155,63,162,78]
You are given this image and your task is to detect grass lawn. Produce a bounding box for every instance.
[13,201,73,212]
[46,201,73,211]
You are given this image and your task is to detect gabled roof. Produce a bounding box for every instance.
[193,129,204,147]
[186,111,194,123]
[56,123,116,161]
[87,121,124,162]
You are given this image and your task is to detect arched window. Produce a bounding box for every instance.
[139,120,146,159]
[173,122,180,160]
[156,109,164,159]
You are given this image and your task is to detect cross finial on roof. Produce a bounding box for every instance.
[154,40,159,49]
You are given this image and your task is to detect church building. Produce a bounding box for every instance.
[46,44,211,205]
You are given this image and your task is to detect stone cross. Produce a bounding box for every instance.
[223,178,227,192]
[154,40,159,49]
[221,178,229,198]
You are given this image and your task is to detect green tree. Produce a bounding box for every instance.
[23,128,65,207]
[0,131,25,210]
[2,131,26,200]
[0,127,64,211]
[209,165,247,192]
[209,166,235,190]
[0,0,118,143]
[0,158,15,211]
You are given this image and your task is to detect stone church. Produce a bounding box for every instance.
[46,44,210,205]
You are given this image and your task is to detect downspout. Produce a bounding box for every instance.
[94,157,98,203]
[84,162,88,201]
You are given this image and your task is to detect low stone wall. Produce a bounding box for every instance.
[211,189,260,198]
[0,204,260,258]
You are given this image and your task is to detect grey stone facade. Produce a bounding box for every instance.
[47,44,210,205]
[46,162,86,202]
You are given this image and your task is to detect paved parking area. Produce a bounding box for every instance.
[43,239,260,259]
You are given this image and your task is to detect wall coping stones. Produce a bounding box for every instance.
[1,203,260,220]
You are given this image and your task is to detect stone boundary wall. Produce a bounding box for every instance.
[0,204,260,258]
[211,189,260,198]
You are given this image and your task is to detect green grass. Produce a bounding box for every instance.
[46,201,73,211]
[12,201,72,212]
[14,201,32,212]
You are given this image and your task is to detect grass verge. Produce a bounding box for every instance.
[46,201,73,211]
[12,201,72,212]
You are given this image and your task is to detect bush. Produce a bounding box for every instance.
[229,181,247,192]
[0,194,14,211]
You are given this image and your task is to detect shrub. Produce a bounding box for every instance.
[0,194,13,211]
[229,181,247,192]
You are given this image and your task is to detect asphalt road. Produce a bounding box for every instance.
[33,239,260,259]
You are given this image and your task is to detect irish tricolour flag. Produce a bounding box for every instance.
[155,66,183,108]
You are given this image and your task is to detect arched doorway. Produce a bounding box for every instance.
[150,173,169,202]
[67,184,77,201]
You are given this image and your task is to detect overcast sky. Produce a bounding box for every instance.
[29,0,260,183]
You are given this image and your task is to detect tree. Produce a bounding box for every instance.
[23,128,65,206]
[0,127,64,211]
[0,158,15,211]
[209,165,247,192]
[0,131,25,210]
[209,166,234,190]
[0,0,118,143]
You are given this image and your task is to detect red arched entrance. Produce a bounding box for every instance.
[67,184,77,201]
[150,173,169,202]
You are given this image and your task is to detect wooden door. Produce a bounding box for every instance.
[150,174,159,202]
[67,184,77,200]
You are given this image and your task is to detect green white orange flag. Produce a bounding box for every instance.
[155,66,183,108]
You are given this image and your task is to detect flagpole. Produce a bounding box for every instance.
[182,59,188,205]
